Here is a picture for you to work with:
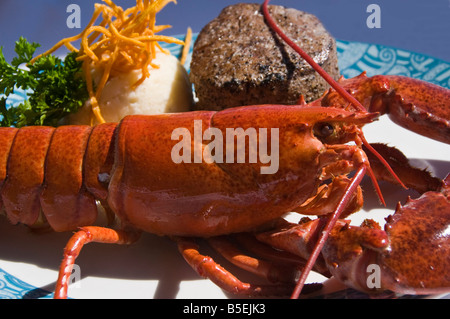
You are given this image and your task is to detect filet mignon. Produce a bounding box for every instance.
[190,3,340,110]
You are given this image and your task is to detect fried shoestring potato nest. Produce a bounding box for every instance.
[31,0,184,124]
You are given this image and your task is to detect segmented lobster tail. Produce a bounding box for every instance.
[0,127,17,215]
[0,123,117,231]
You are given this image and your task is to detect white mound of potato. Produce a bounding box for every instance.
[68,52,193,125]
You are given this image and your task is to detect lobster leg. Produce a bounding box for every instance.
[174,236,300,296]
[54,226,141,299]
[294,175,364,219]
[207,236,300,284]
[233,232,309,266]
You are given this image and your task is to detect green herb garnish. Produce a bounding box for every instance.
[0,37,88,127]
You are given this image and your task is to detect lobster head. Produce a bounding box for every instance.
[210,104,381,208]
[211,104,379,173]
[107,106,378,237]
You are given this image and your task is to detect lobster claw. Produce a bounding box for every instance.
[371,75,450,145]
[378,174,450,294]
[320,73,450,144]
[255,175,450,295]
[323,175,450,295]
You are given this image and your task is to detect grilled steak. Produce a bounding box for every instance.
[190,3,340,110]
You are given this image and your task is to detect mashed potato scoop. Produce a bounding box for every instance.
[68,52,193,125]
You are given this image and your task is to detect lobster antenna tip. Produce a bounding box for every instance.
[367,165,386,206]
[262,0,366,113]
[297,94,307,105]
[290,165,368,299]
[359,133,408,192]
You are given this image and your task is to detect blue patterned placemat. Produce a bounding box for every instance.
[336,40,450,88]
[0,268,52,299]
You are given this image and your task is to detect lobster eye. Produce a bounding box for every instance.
[314,123,334,138]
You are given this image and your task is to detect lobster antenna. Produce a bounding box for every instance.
[262,0,407,197]
[359,133,407,191]
[262,0,366,112]
[366,160,386,206]
[290,165,368,299]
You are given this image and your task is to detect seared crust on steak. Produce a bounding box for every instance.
[190,3,340,110]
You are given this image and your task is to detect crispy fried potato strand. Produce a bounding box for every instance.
[180,27,192,65]
[30,0,184,124]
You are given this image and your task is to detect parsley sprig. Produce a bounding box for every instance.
[0,37,88,127]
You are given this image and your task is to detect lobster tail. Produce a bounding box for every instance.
[0,124,117,232]
[1,126,54,227]
[0,127,18,214]
[83,123,118,201]
[40,126,96,231]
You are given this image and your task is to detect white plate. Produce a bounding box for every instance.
[0,35,449,299]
